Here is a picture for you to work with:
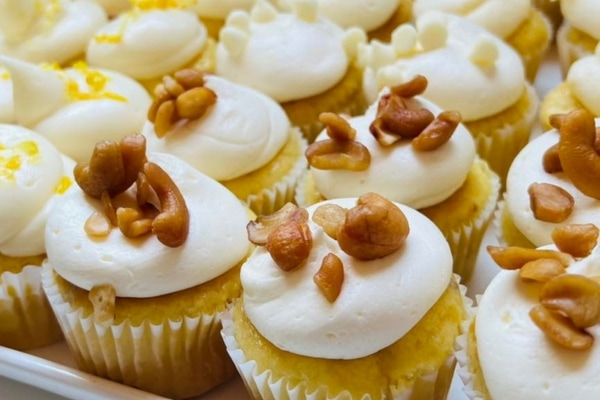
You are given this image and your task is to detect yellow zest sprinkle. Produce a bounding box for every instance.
[55,176,72,194]
[132,0,193,10]
[40,62,61,71]
[36,0,63,34]
[5,155,21,171]
[0,140,42,183]
[0,71,10,80]
[59,62,127,102]
[18,140,39,157]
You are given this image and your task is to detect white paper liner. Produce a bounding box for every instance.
[245,128,308,216]
[41,262,236,399]
[470,83,539,186]
[0,264,63,350]
[293,169,313,209]
[222,275,474,400]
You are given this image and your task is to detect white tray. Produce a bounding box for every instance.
[0,47,561,400]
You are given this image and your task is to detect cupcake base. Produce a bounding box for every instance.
[539,82,585,131]
[556,22,598,77]
[222,275,471,400]
[493,199,536,249]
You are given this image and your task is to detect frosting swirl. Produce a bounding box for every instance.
[0,124,74,257]
[215,1,361,102]
[414,0,530,38]
[87,8,208,80]
[143,75,289,181]
[561,0,600,40]
[0,0,107,65]
[362,11,525,121]
[566,46,600,116]
[241,197,452,359]
[476,244,600,400]
[309,93,476,209]
[2,57,152,163]
[45,152,251,298]
[505,121,600,247]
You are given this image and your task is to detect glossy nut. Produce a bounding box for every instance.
[412,110,461,151]
[265,220,312,271]
[551,224,600,258]
[528,182,574,223]
[487,245,573,270]
[540,274,600,328]
[313,253,344,302]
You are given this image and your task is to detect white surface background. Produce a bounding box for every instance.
[0,48,562,399]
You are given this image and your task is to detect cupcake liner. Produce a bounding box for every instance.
[41,263,236,399]
[469,83,538,187]
[222,275,474,400]
[245,128,309,216]
[492,197,535,249]
[556,22,596,77]
[293,169,317,209]
[0,265,63,350]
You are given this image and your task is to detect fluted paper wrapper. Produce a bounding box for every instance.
[222,276,474,400]
[556,23,592,76]
[0,265,63,350]
[41,263,235,399]
[245,128,308,216]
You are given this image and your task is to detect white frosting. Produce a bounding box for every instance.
[362,12,525,121]
[279,0,401,32]
[86,8,208,80]
[561,0,600,40]
[0,66,14,123]
[143,75,289,181]
[476,245,600,400]
[0,0,108,65]
[194,0,255,19]
[215,2,354,102]
[310,93,476,209]
[241,197,453,359]
[1,57,152,163]
[566,46,600,116]
[505,121,600,247]
[91,0,131,16]
[414,0,530,39]
[45,152,251,298]
[0,124,74,257]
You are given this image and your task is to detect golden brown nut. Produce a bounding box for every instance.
[389,75,428,98]
[540,274,600,328]
[519,258,566,282]
[529,304,594,350]
[74,140,125,198]
[116,207,154,238]
[551,224,600,258]
[528,182,574,223]
[265,220,312,271]
[312,203,347,239]
[412,110,461,151]
[370,94,435,145]
[487,245,573,270]
[313,253,344,302]
[542,144,562,173]
[84,211,112,237]
[247,203,307,245]
[337,193,409,260]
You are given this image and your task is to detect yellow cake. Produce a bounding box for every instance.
[223,194,471,399]
[41,134,253,398]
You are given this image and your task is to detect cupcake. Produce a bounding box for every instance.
[222,193,471,400]
[556,0,600,75]
[0,0,107,65]
[215,0,369,143]
[41,133,252,398]
[143,69,307,216]
[413,0,552,81]
[298,76,500,281]
[0,124,75,351]
[1,56,151,163]
[499,109,600,248]
[458,224,600,399]
[86,0,215,92]
[191,0,256,39]
[540,44,600,130]
[276,0,414,42]
[361,11,539,186]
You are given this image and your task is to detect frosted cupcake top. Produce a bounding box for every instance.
[566,44,600,116]
[413,0,530,38]
[306,77,476,209]
[0,0,107,65]
[143,72,289,181]
[242,194,453,359]
[505,111,600,247]
[215,0,366,102]
[86,2,208,80]
[360,11,525,121]
[193,0,255,19]
[476,231,600,400]
[278,0,401,32]
[46,135,251,298]
[2,57,151,163]
[0,124,74,258]
[561,0,600,40]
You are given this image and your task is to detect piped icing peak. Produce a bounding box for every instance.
[86,6,207,80]
[0,0,107,65]
[216,0,366,102]
[241,195,452,359]
[566,43,600,116]
[2,56,151,162]
[359,11,524,121]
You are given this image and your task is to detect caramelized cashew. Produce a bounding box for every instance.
[265,220,312,271]
[487,245,573,270]
[74,140,125,198]
[540,274,600,328]
[370,94,435,145]
[118,134,147,194]
[412,110,461,151]
[551,224,600,258]
[314,253,344,302]
[529,304,594,350]
[143,162,189,247]
[247,203,306,245]
[389,75,428,98]
[528,182,574,223]
[312,203,347,239]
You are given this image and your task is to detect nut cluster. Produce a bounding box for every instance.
[75,133,190,248]
[246,193,409,302]
[487,223,600,350]
[148,68,217,137]
[531,109,600,222]
[369,75,461,150]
